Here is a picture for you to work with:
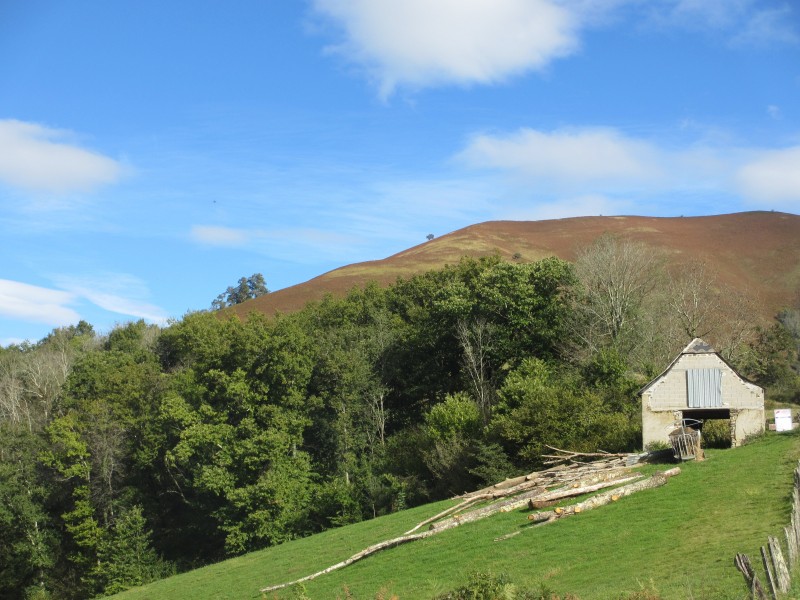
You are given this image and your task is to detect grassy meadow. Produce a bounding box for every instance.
[114,431,800,600]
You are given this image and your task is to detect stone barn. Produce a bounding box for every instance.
[641,338,764,448]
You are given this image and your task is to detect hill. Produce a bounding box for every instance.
[231,211,800,322]
[115,432,800,599]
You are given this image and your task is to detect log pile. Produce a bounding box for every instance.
[527,468,681,525]
[259,449,675,594]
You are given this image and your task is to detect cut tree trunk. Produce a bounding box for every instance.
[259,529,437,593]
[528,468,681,524]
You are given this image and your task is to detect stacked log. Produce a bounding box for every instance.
[527,468,680,524]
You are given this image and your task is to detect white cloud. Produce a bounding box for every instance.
[454,125,800,213]
[54,273,168,324]
[736,147,800,205]
[502,194,631,221]
[311,0,797,96]
[191,225,251,247]
[0,119,124,193]
[312,0,580,97]
[0,279,79,325]
[457,127,662,184]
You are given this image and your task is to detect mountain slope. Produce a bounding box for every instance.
[231,211,800,322]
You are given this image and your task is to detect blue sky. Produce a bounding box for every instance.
[1,0,799,344]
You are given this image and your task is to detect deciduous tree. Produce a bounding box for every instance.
[211,273,269,309]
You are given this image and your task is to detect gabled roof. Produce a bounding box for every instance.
[639,338,760,395]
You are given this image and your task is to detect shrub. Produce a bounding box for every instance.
[702,420,731,449]
[432,572,580,600]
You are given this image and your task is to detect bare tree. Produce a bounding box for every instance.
[667,260,762,362]
[0,349,29,429]
[713,285,761,363]
[668,260,718,340]
[572,234,665,353]
[0,343,74,431]
[456,318,495,425]
[368,385,390,448]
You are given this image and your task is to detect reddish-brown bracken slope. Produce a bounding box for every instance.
[230,211,800,322]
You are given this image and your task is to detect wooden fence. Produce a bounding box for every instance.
[735,460,800,599]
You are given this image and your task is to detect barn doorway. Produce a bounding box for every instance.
[682,408,733,449]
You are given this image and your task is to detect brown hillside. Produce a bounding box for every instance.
[231,211,800,322]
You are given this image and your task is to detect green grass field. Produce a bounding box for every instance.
[115,432,800,600]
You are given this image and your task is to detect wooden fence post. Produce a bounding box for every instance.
[768,536,791,593]
[735,553,768,600]
[793,499,800,562]
[761,545,778,600]
[784,526,796,567]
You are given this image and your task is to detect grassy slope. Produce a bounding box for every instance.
[117,432,800,600]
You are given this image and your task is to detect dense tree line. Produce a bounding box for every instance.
[1,245,798,599]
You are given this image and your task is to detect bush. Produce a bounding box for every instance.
[492,359,640,466]
[432,571,512,599]
[702,420,731,449]
[432,572,580,600]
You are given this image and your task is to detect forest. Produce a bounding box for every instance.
[2,235,799,599]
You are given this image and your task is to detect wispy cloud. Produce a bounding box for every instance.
[732,5,799,46]
[653,0,751,29]
[191,222,364,262]
[0,119,124,193]
[0,279,79,325]
[645,0,798,45]
[53,273,168,324]
[312,0,579,98]
[190,225,251,247]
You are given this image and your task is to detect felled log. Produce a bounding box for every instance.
[429,469,639,532]
[528,468,681,524]
[459,459,635,502]
[458,466,563,499]
[259,529,438,593]
[542,445,632,463]
[526,473,643,510]
[404,495,490,535]
[428,485,547,532]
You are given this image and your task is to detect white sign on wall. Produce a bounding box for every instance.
[775,409,794,432]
